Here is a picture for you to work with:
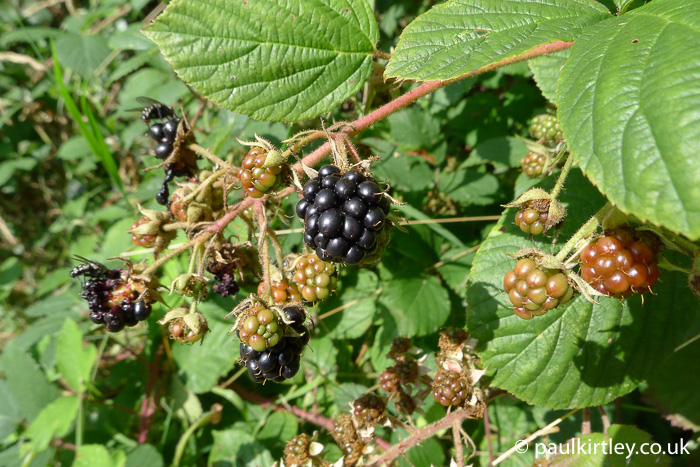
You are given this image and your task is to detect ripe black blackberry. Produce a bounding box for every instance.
[239,306,309,383]
[296,165,392,265]
[74,262,152,332]
[206,261,239,298]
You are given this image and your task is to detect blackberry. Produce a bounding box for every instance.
[207,262,239,298]
[257,279,302,304]
[394,356,419,385]
[332,414,363,467]
[238,146,288,198]
[504,258,574,319]
[529,114,563,144]
[579,227,660,298]
[238,309,309,384]
[238,305,283,352]
[284,434,313,466]
[352,393,386,427]
[130,216,156,248]
[379,368,400,393]
[296,165,392,265]
[73,262,152,332]
[514,202,548,236]
[292,253,338,302]
[432,369,470,407]
[521,151,548,178]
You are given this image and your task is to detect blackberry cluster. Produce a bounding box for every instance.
[258,279,302,304]
[284,434,313,467]
[141,102,194,206]
[239,306,308,383]
[130,216,156,247]
[504,258,574,319]
[292,253,338,302]
[352,393,386,427]
[73,265,152,332]
[332,414,363,467]
[432,369,470,407]
[515,202,548,235]
[379,368,400,392]
[503,258,574,319]
[521,151,547,178]
[529,114,563,144]
[579,228,660,298]
[296,165,391,265]
[206,263,239,298]
[238,146,287,198]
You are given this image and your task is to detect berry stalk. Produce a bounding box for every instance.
[555,202,615,263]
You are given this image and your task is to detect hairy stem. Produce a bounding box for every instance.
[190,143,235,170]
[550,153,575,200]
[555,202,614,262]
[255,201,271,292]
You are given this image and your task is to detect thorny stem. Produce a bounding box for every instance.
[141,41,575,275]
[453,419,465,467]
[367,408,474,466]
[172,404,223,467]
[189,143,235,170]
[555,202,615,263]
[550,153,575,200]
[137,346,162,444]
[484,406,495,465]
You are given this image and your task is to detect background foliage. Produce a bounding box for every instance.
[1,0,698,465]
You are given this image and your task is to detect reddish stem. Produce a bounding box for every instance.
[138,346,162,444]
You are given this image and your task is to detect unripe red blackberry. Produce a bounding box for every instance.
[292,253,338,302]
[579,227,660,298]
[379,368,400,393]
[521,151,548,178]
[432,369,470,407]
[258,279,302,304]
[130,216,156,248]
[515,204,548,236]
[504,258,574,319]
[352,393,386,427]
[529,114,563,144]
[170,193,187,222]
[238,146,288,198]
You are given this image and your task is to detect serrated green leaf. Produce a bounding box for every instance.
[74,444,126,467]
[323,270,379,339]
[23,396,79,452]
[257,411,298,441]
[171,307,238,393]
[528,49,571,104]
[437,169,500,206]
[379,275,449,336]
[386,0,609,81]
[465,137,528,172]
[55,33,111,78]
[0,340,60,421]
[125,444,163,467]
[57,318,97,392]
[550,425,670,466]
[144,0,378,122]
[0,381,21,442]
[466,171,700,408]
[209,428,274,466]
[558,0,700,239]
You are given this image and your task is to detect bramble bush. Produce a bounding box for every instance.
[1,0,699,465]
